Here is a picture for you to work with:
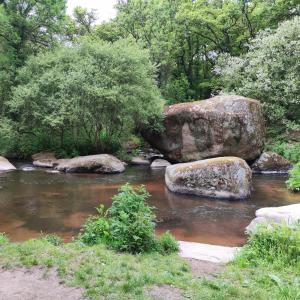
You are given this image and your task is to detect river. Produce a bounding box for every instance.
[0,164,299,246]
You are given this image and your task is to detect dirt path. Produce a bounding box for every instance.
[0,267,84,300]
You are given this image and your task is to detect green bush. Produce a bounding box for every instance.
[156,231,179,255]
[41,234,63,246]
[79,184,179,255]
[266,142,300,164]
[286,163,300,192]
[108,184,156,253]
[236,223,300,268]
[78,205,110,245]
[0,233,8,246]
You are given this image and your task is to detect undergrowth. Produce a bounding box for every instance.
[286,163,300,192]
[78,184,179,254]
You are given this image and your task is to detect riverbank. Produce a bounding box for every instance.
[0,231,298,299]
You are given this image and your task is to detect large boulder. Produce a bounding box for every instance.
[32,152,57,168]
[55,154,125,174]
[0,156,16,171]
[165,157,252,199]
[251,152,292,174]
[246,204,300,234]
[143,95,265,162]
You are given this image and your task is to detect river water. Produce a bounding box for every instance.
[0,165,299,246]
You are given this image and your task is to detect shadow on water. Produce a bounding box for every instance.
[0,165,299,246]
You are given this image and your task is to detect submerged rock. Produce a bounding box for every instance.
[55,154,125,174]
[251,152,292,174]
[32,152,57,168]
[246,204,300,234]
[143,95,266,162]
[150,159,171,168]
[0,156,16,171]
[165,157,252,199]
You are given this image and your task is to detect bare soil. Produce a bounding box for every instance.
[0,267,84,300]
[185,258,224,279]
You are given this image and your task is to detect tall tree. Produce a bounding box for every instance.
[0,0,66,113]
[115,0,299,103]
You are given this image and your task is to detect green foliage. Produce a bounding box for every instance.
[217,17,300,130]
[0,0,66,110]
[108,184,156,253]
[116,0,299,103]
[0,117,16,156]
[156,231,179,255]
[116,148,140,163]
[42,234,63,246]
[266,141,300,164]
[236,222,300,268]
[79,184,178,255]
[78,205,110,246]
[286,163,300,192]
[8,39,163,156]
[1,0,299,156]
[0,233,8,246]
[63,6,98,41]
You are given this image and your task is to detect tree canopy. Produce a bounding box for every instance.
[6,39,163,156]
[217,16,300,131]
[0,0,299,157]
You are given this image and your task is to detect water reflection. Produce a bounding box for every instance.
[0,166,299,246]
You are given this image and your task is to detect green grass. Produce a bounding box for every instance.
[0,230,300,299]
[286,163,300,192]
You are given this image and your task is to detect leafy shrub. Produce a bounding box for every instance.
[266,142,300,164]
[0,233,8,246]
[217,17,300,131]
[41,234,63,246]
[79,184,179,255]
[78,205,110,245]
[236,223,300,268]
[116,148,140,163]
[108,184,156,253]
[156,231,179,255]
[286,163,300,192]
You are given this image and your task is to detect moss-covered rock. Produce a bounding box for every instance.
[251,152,292,174]
[143,95,265,162]
[165,157,252,199]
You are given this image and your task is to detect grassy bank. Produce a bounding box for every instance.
[0,226,299,300]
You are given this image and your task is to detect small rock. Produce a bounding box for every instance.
[251,152,292,174]
[55,154,125,174]
[32,152,57,168]
[165,157,252,199]
[150,159,171,168]
[246,204,300,234]
[32,152,56,161]
[22,166,36,171]
[33,159,56,168]
[130,156,150,165]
